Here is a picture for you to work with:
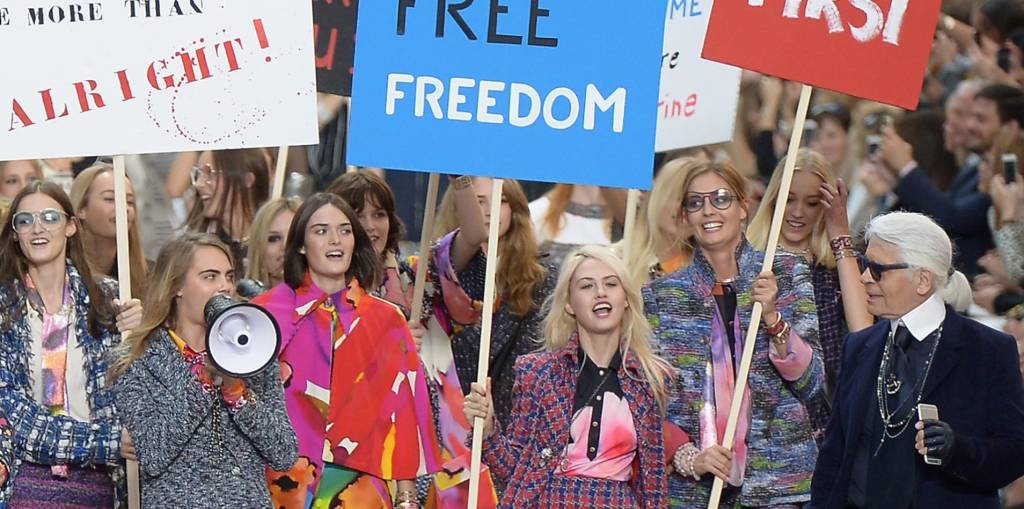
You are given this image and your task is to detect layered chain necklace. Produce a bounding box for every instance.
[873,325,943,455]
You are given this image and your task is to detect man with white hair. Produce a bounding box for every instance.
[809,211,1024,509]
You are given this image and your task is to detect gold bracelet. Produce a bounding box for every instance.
[834,249,858,261]
[771,322,791,346]
[765,312,783,331]
[452,175,473,190]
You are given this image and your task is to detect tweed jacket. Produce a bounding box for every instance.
[0,262,126,507]
[0,416,12,495]
[483,337,668,508]
[114,328,297,509]
[643,239,823,508]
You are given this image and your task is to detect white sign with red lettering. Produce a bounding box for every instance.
[656,0,741,153]
[0,0,317,160]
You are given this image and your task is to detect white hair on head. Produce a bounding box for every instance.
[864,212,958,293]
[953,79,985,100]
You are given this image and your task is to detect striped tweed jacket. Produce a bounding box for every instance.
[0,263,126,507]
[643,238,823,508]
[483,336,668,508]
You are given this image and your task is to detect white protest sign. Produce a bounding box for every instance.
[0,0,318,160]
[655,0,741,153]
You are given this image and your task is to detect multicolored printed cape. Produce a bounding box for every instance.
[253,274,443,508]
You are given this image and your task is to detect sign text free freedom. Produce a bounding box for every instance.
[348,0,665,189]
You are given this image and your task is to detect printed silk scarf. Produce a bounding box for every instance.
[25,273,72,478]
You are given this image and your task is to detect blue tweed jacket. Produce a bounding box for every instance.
[0,261,126,507]
[643,239,823,508]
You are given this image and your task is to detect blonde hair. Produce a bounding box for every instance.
[110,233,233,380]
[543,246,672,412]
[747,148,837,268]
[70,163,149,299]
[434,178,547,316]
[624,158,698,285]
[245,197,302,285]
[678,161,749,252]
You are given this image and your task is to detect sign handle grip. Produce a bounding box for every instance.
[621,188,641,262]
[706,83,813,509]
[271,145,289,200]
[467,178,504,509]
[409,173,440,322]
[112,155,140,509]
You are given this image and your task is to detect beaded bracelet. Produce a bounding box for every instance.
[830,235,854,251]
[396,490,418,509]
[673,442,700,481]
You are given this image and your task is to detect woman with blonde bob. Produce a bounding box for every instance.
[239,197,302,297]
[747,148,872,436]
[623,158,697,286]
[70,163,149,300]
[465,245,669,508]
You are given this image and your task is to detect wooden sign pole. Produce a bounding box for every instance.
[621,188,641,262]
[112,155,141,509]
[408,173,440,321]
[467,177,504,509]
[271,145,289,200]
[706,83,813,509]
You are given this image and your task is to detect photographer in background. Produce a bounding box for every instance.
[877,84,1024,276]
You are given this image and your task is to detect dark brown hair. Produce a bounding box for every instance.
[186,148,270,240]
[283,193,382,290]
[0,181,114,335]
[326,171,404,256]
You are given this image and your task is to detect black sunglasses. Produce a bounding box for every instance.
[684,189,736,213]
[859,257,912,281]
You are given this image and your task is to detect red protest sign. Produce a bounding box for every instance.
[701,0,941,109]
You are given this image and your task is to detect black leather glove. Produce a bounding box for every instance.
[922,419,955,460]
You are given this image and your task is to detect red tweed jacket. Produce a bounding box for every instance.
[482,337,668,508]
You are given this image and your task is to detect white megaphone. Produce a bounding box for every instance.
[205,294,281,378]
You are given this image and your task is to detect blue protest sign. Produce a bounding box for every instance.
[347,1,665,189]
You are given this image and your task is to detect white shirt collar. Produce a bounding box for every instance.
[889,294,946,341]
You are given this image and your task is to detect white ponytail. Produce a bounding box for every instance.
[940,270,972,313]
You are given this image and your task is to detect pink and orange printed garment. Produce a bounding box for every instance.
[405,231,498,509]
[253,274,443,508]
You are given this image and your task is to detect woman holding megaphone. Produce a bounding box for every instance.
[252,193,443,509]
[111,232,298,508]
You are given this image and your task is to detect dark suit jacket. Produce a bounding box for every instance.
[809,307,1024,509]
[894,164,993,276]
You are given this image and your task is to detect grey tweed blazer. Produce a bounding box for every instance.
[114,328,297,508]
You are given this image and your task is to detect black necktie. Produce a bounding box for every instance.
[891,325,914,412]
